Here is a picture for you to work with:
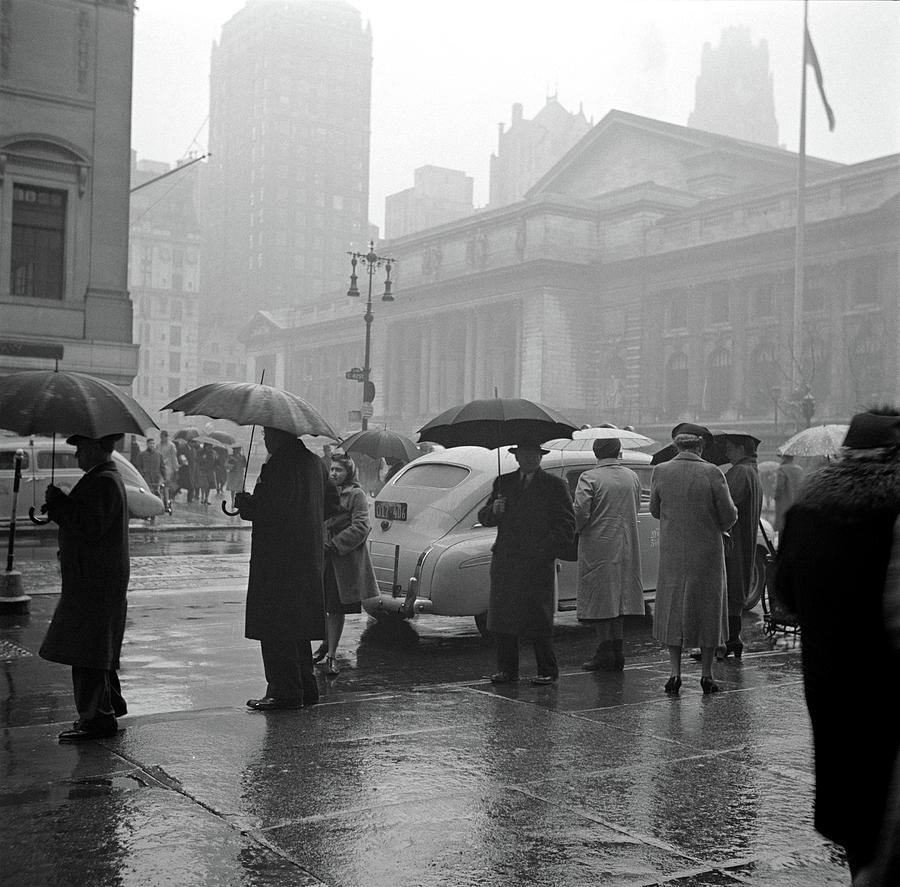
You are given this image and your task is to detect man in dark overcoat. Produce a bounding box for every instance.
[39,433,130,742]
[477,441,575,685]
[236,427,340,710]
[775,409,900,880]
[721,434,763,659]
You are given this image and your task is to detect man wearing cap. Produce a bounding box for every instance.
[574,437,644,671]
[775,408,900,880]
[39,433,130,742]
[720,434,763,659]
[477,441,575,685]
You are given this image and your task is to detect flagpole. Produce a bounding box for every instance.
[791,0,809,399]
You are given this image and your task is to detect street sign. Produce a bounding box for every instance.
[345,367,365,381]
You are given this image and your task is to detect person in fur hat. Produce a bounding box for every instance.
[775,407,900,880]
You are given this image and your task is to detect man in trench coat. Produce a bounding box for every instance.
[39,433,130,742]
[574,437,644,671]
[651,429,737,693]
[236,427,340,710]
[478,441,575,685]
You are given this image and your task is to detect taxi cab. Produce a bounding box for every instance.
[363,445,659,635]
[0,436,164,524]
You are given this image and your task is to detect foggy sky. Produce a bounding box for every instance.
[131,0,900,232]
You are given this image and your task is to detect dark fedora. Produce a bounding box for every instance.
[842,410,900,450]
[509,442,550,455]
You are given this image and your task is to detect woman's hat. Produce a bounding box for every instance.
[842,410,900,450]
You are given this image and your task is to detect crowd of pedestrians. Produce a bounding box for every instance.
[35,406,900,885]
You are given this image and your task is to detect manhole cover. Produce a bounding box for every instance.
[0,639,32,660]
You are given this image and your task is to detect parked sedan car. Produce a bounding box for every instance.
[364,445,773,635]
[0,436,164,524]
[363,446,655,635]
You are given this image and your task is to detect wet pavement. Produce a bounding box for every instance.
[0,523,852,886]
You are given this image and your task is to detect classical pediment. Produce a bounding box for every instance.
[526,110,841,202]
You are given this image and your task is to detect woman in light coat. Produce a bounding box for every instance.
[574,438,644,671]
[650,431,737,694]
[315,453,378,676]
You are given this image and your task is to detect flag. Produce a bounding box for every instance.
[805,26,836,131]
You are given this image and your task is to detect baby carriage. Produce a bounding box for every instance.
[758,521,800,637]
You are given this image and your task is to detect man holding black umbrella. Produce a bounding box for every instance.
[236,427,340,710]
[39,434,130,742]
[477,441,576,685]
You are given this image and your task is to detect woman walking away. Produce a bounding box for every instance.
[315,454,378,676]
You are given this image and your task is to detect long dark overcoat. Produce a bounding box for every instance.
[724,455,763,610]
[478,468,575,638]
[326,481,379,604]
[239,439,339,641]
[650,451,737,648]
[775,458,900,866]
[39,460,130,670]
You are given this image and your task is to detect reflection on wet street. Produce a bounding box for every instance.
[1,535,845,887]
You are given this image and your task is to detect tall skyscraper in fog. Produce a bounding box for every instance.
[204,0,372,335]
[688,27,779,147]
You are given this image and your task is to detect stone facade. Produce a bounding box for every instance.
[0,0,137,385]
[241,111,900,442]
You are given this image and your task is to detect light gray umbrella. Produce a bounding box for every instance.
[777,424,849,457]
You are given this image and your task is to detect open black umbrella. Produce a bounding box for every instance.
[0,369,158,524]
[418,397,578,479]
[418,397,578,450]
[339,428,419,463]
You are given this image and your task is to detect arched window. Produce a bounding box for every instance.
[705,348,732,416]
[664,352,689,418]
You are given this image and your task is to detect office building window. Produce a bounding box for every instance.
[664,352,689,418]
[10,185,66,299]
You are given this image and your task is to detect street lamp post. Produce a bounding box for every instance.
[347,241,395,431]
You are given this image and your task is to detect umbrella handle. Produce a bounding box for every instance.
[221,500,240,517]
[29,505,50,525]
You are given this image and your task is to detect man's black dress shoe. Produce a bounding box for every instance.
[246,697,301,711]
[58,725,118,743]
[489,672,518,684]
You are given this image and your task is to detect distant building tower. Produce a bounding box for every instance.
[385,166,474,239]
[489,97,591,208]
[204,0,372,342]
[688,27,779,147]
[129,154,203,417]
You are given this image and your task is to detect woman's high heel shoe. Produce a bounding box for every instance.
[312,643,327,663]
[664,676,682,695]
[323,655,339,677]
[700,676,720,695]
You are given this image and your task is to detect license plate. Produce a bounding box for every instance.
[375,500,407,521]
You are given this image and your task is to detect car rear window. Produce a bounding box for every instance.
[37,451,79,469]
[0,451,30,470]
[393,464,470,489]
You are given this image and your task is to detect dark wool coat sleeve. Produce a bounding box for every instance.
[725,458,763,602]
[774,459,900,862]
[39,462,130,670]
[482,469,575,637]
[239,439,330,642]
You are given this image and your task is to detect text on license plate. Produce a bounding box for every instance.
[375,500,407,521]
